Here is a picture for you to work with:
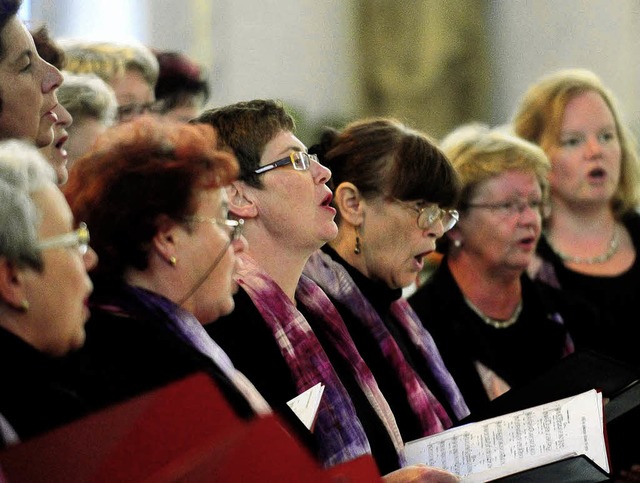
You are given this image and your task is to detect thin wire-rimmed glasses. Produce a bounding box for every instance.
[466,198,550,218]
[37,222,90,255]
[393,199,459,232]
[253,151,318,175]
[186,216,245,241]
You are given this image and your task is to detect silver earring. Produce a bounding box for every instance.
[453,239,462,248]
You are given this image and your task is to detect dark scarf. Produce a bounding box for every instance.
[101,284,271,416]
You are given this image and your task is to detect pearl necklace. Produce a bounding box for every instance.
[463,296,523,329]
[545,227,619,265]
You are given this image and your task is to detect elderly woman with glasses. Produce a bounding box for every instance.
[0,139,97,445]
[304,117,470,444]
[408,123,603,417]
[61,115,272,421]
[60,38,158,124]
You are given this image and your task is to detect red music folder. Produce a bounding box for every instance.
[0,372,379,482]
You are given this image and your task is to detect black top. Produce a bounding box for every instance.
[0,327,89,443]
[536,211,640,368]
[408,260,603,418]
[62,283,255,420]
[208,287,401,475]
[319,244,460,441]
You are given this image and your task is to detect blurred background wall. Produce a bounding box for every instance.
[25,0,640,145]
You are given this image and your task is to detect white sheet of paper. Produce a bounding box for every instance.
[287,382,325,431]
[403,389,608,481]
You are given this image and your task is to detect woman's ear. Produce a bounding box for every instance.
[334,182,364,225]
[446,227,463,248]
[0,258,28,310]
[226,181,258,219]
[152,215,179,266]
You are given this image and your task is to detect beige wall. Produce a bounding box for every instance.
[489,0,640,133]
[28,0,640,140]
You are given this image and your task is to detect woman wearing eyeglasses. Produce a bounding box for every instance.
[62,115,271,420]
[304,118,469,444]
[408,124,602,417]
[0,139,96,444]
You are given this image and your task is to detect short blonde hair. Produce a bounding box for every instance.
[512,68,640,217]
[59,39,159,88]
[441,122,551,210]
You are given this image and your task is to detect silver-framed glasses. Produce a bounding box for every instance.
[37,222,90,255]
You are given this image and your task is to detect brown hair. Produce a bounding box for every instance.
[0,0,21,61]
[311,117,459,222]
[30,25,65,69]
[154,50,209,113]
[194,99,295,188]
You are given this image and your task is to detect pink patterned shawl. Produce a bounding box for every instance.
[235,253,406,468]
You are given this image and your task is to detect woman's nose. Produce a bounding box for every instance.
[311,159,331,184]
[84,247,98,271]
[585,135,604,158]
[425,219,445,239]
[42,62,63,93]
[55,104,73,127]
[517,203,541,227]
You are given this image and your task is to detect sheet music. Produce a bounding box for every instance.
[404,389,608,482]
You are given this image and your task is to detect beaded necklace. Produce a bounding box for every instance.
[545,228,619,265]
[463,296,523,329]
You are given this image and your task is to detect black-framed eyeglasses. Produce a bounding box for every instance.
[186,216,244,241]
[393,199,459,232]
[466,198,550,218]
[37,222,90,255]
[253,151,318,175]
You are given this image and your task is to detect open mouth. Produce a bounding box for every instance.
[588,167,606,179]
[55,135,68,150]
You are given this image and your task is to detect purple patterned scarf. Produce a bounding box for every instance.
[235,253,406,468]
[124,285,271,416]
[304,250,470,432]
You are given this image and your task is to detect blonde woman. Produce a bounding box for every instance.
[513,68,640,368]
[409,124,602,416]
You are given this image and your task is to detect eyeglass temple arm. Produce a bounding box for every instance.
[253,157,292,174]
